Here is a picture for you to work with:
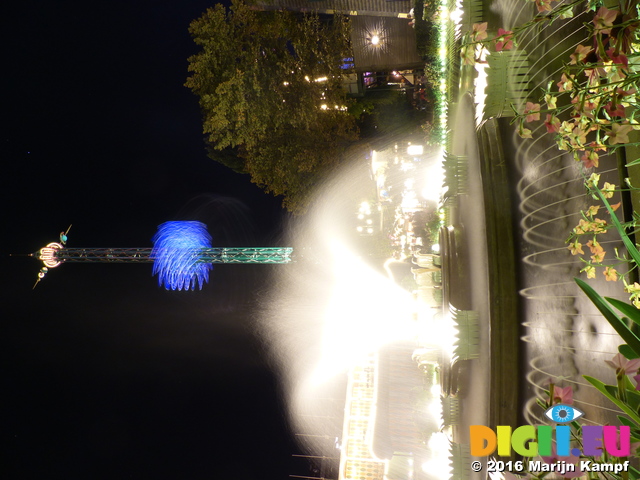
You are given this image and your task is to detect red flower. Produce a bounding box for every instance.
[605,101,626,118]
[495,28,514,51]
[606,48,629,68]
[581,150,599,169]
[544,114,561,133]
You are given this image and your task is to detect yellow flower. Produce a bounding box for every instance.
[518,126,532,139]
[602,182,615,198]
[625,282,640,294]
[460,44,476,66]
[604,266,618,282]
[591,218,607,233]
[586,205,600,216]
[591,251,605,263]
[586,239,603,255]
[587,173,600,189]
[557,73,574,92]
[558,5,573,18]
[560,120,575,135]
[583,265,596,278]
[556,137,570,150]
[545,94,557,110]
[568,240,584,255]
[574,219,591,234]
[607,124,633,145]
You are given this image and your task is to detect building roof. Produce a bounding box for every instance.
[350,16,423,72]
[253,0,412,17]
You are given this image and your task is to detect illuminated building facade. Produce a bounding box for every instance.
[253,0,422,75]
[339,353,387,480]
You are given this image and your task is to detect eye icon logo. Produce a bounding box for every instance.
[544,404,584,423]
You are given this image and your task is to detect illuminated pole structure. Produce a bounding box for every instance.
[30,221,293,291]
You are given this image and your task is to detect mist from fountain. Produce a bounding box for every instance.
[258,149,452,478]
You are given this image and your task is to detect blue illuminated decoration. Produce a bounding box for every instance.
[341,57,355,69]
[151,221,212,291]
[29,223,291,290]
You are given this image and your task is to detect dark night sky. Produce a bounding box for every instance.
[2,2,306,478]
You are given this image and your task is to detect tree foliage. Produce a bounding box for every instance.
[186,0,358,214]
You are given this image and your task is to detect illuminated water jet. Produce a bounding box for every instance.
[258,147,457,479]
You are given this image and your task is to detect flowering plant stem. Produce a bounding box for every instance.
[594,187,640,266]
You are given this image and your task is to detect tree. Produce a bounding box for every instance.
[186,0,358,214]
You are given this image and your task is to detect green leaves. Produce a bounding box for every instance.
[607,297,640,327]
[584,376,640,424]
[575,278,640,357]
[620,344,640,359]
[186,0,356,213]
[594,187,640,266]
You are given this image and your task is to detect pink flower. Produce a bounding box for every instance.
[634,374,640,390]
[535,0,554,12]
[584,68,604,87]
[553,385,573,405]
[580,150,599,169]
[471,22,488,41]
[606,48,629,68]
[570,44,592,64]
[607,123,634,145]
[557,73,573,92]
[545,114,561,133]
[593,6,618,34]
[523,102,540,122]
[605,353,640,374]
[617,87,637,98]
[494,28,514,51]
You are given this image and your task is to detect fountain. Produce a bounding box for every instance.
[480,1,632,430]
[258,144,464,479]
